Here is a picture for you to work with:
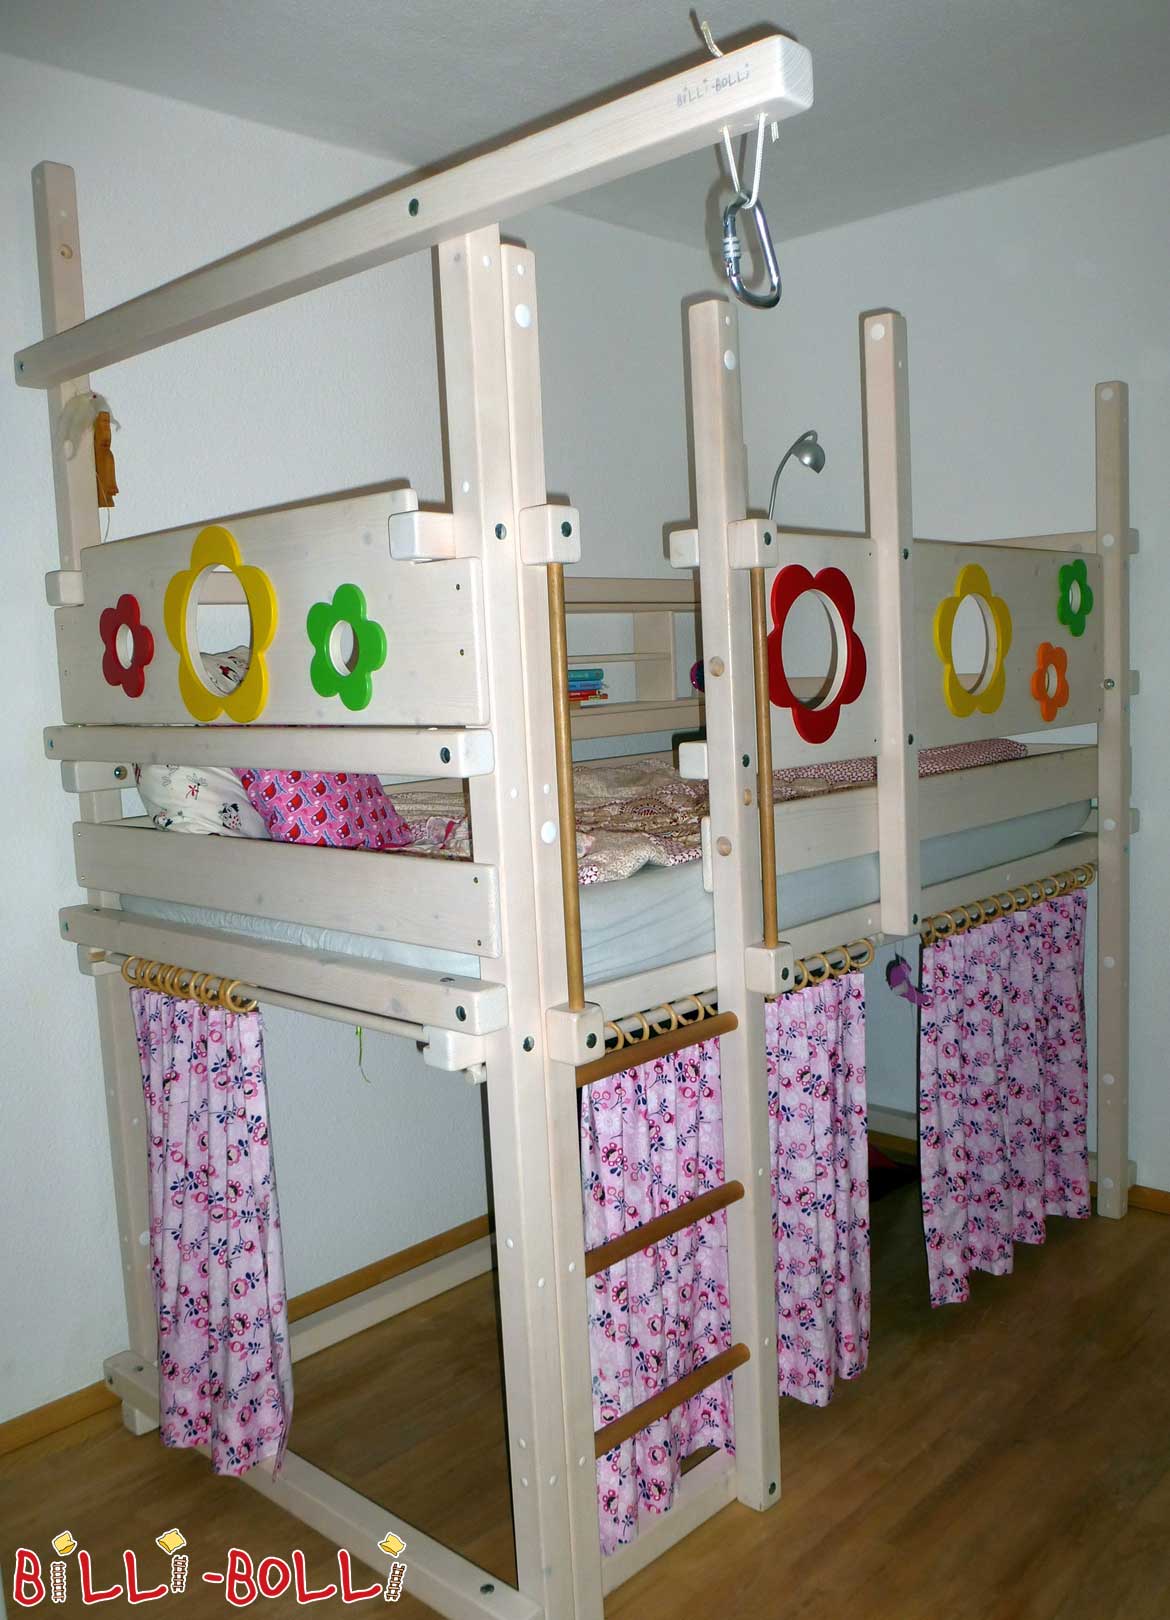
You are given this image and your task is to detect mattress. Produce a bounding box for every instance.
[120,800,1091,989]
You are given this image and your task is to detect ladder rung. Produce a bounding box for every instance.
[575,1011,738,1087]
[584,1181,745,1278]
[593,1343,750,1458]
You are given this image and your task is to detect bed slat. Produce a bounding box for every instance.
[73,823,501,958]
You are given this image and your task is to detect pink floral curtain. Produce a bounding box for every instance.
[766,974,870,1406]
[919,891,1090,1307]
[581,1037,734,1556]
[132,990,292,1475]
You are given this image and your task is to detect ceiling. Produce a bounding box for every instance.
[3,0,1169,247]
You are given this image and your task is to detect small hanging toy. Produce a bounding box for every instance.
[57,390,119,508]
[886,952,928,1009]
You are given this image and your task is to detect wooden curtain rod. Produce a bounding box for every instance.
[919,861,1095,944]
[749,566,780,950]
[547,561,586,1011]
[594,1343,750,1458]
[576,1011,739,1087]
[111,952,425,1041]
[584,1181,745,1278]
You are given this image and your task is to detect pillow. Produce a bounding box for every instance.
[134,763,269,838]
[235,769,413,849]
[133,648,268,837]
[200,645,252,695]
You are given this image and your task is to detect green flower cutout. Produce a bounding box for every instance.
[1057,557,1094,638]
[306,583,387,711]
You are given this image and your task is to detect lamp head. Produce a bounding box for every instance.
[793,431,826,473]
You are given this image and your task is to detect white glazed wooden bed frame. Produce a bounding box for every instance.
[16,33,1135,1620]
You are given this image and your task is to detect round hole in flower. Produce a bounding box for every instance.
[328,617,360,674]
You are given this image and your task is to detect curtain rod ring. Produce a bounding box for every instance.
[676,995,704,1025]
[223,980,258,1014]
[803,951,832,984]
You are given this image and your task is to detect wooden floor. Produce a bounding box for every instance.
[4,1184,1169,1617]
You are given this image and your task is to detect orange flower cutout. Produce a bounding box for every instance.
[1030,642,1069,723]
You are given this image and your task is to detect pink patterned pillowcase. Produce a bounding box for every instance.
[234,769,413,850]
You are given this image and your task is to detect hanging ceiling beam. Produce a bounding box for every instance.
[14,34,811,389]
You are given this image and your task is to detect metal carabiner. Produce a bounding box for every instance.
[722,193,782,310]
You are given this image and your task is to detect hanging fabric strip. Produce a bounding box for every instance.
[918,891,1091,1308]
[581,1034,734,1556]
[131,989,293,1475]
[766,972,870,1405]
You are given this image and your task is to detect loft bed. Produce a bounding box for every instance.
[16,31,1133,1620]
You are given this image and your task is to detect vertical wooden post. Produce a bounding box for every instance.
[633,611,677,700]
[33,163,158,1412]
[1094,380,1131,1219]
[687,296,782,1512]
[438,230,602,1617]
[862,311,920,939]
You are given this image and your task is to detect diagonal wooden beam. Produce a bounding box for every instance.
[14,36,812,388]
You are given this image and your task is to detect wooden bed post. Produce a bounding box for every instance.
[1093,381,1131,1219]
[862,310,920,938]
[437,230,603,1618]
[33,162,158,1431]
[687,295,783,1512]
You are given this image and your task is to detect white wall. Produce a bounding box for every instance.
[0,52,713,1419]
[739,133,1169,1183]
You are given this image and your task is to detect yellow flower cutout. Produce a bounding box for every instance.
[932,562,1013,718]
[164,525,277,723]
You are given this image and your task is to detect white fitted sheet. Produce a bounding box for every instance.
[120,800,1090,988]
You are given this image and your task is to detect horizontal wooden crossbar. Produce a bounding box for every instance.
[60,905,508,1032]
[45,722,493,778]
[584,1182,744,1278]
[575,1011,738,1086]
[594,1343,750,1458]
[14,36,811,387]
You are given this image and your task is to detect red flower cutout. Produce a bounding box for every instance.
[99,593,155,698]
[767,564,867,744]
